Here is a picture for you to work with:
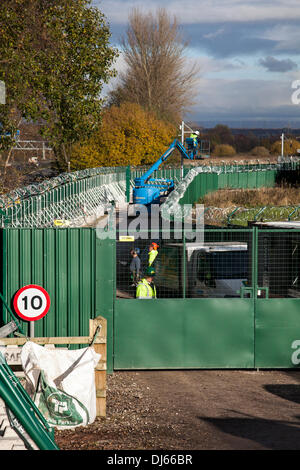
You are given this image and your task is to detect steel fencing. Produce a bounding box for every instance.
[116,226,300,300]
[0,167,127,228]
[1,159,299,228]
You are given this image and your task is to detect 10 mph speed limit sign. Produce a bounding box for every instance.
[13,285,51,321]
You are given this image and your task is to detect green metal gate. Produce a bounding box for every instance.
[254,227,300,368]
[114,227,300,370]
[2,226,300,371]
[114,298,254,369]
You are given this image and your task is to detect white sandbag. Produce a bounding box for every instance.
[21,341,101,430]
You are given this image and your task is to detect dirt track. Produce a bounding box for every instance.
[56,369,300,451]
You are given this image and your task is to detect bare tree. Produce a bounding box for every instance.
[109,8,200,124]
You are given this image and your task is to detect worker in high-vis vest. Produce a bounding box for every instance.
[148,242,159,267]
[190,131,199,147]
[136,266,157,299]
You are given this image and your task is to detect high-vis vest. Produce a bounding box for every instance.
[136,279,157,299]
[190,133,198,145]
[148,249,158,266]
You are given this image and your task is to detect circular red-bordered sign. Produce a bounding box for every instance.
[13,284,51,322]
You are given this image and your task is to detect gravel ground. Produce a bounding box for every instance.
[55,371,182,450]
[55,369,300,451]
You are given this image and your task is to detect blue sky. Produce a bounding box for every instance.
[93,0,300,128]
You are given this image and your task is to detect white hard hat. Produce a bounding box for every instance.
[195,131,199,135]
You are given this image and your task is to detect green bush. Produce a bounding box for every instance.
[213,144,236,157]
[271,138,300,156]
[251,146,270,157]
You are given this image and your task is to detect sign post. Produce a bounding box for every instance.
[13,285,51,337]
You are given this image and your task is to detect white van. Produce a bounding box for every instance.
[154,242,248,298]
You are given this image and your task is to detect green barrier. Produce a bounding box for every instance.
[114,298,254,369]
[255,299,300,368]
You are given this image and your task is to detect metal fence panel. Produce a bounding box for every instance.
[114,298,254,369]
[255,299,300,368]
[254,228,300,367]
[2,223,300,370]
[115,228,254,368]
[116,228,252,300]
[95,235,115,374]
[1,228,97,340]
[255,228,300,298]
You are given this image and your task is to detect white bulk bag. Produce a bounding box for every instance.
[21,341,101,430]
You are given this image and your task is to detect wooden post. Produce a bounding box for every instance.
[89,316,107,418]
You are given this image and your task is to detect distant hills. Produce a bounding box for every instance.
[193,118,300,133]
[224,128,300,138]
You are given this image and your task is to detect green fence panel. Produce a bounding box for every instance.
[95,234,116,374]
[255,299,300,368]
[178,172,219,205]
[0,227,116,370]
[114,298,254,369]
[229,171,240,189]
[246,171,257,189]
[1,228,98,341]
[217,172,227,189]
[43,230,56,338]
[177,167,286,208]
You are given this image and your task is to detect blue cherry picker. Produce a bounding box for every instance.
[132,127,210,206]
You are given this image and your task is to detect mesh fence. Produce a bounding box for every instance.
[116,228,251,299]
[0,168,127,228]
[116,227,300,300]
[1,159,299,228]
[256,227,300,298]
[204,205,300,227]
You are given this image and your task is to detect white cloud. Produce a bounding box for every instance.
[194,77,295,114]
[258,24,300,53]
[203,28,225,40]
[192,56,245,75]
[94,0,300,123]
[96,0,300,24]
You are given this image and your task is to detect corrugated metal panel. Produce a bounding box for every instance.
[95,236,115,373]
[178,168,285,206]
[1,228,99,341]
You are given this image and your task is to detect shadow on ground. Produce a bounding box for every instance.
[200,410,300,450]
[264,384,300,405]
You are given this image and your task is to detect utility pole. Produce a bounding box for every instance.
[0,80,5,104]
[180,120,184,179]
[281,133,284,159]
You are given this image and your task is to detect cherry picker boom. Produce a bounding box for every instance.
[132,137,209,205]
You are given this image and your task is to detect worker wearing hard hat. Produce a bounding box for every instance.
[148,242,159,267]
[136,266,157,299]
[190,131,199,147]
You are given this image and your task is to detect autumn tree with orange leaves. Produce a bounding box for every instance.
[70,102,176,169]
